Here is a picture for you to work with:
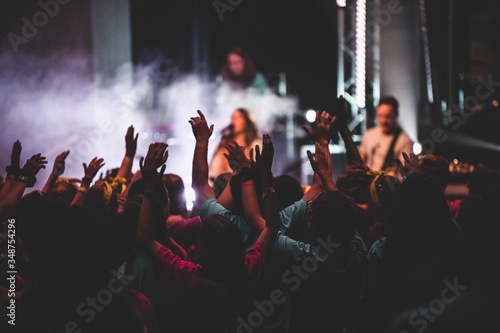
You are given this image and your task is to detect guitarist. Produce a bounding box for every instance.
[359,96,413,171]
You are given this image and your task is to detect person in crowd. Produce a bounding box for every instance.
[358,169,462,332]
[360,95,413,171]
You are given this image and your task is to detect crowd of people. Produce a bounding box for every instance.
[0,108,499,333]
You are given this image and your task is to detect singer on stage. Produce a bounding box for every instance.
[209,108,262,182]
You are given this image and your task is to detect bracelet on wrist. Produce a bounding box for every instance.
[17,169,36,187]
[242,179,254,187]
[15,174,36,187]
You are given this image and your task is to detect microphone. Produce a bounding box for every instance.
[221,124,234,137]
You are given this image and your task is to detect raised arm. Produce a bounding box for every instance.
[0,152,47,214]
[225,141,265,232]
[70,157,105,207]
[189,110,215,207]
[136,142,168,255]
[0,141,22,201]
[307,141,337,192]
[115,125,138,182]
[302,111,337,200]
[254,134,280,251]
[42,150,70,194]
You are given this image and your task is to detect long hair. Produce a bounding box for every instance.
[221,47,256,88]
[214,108,259,155]
[383,173,461,296]
[198,215,246,293]
[163,173,188,217]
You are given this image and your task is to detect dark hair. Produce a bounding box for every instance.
[384,173,460,275]
[274,175,303,211]
[51,178,78,206]
[221,47,256,88]
[378,95,399,117]
[420,154,451,190]
[198,215,246,294]
[214,108,259,154]
[337,163,374,205]
[83,180,120,213]
[163,173,187,217]
[310,191,356,242]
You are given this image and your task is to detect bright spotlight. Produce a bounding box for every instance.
[355,0,366,108]
[337,0,347,7]
[306,109,317,123]
[185,187,195,211]
[413,142,422,155]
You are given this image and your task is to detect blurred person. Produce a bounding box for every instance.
[209,108,262,182]
[220,47,268,93]
[360,96,413,171]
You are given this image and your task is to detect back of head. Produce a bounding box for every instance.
[420,154,450,190]
[274,174,303,210]
[369,173,401,212]
[385,173,459,265]
[51,178,78,205]
[310,191,356,242]
[337,163,374,205]
[198,215,245,279]
[84,180,120,213]
[163,173,187,217]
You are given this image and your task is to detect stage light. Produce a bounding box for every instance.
[306,109,317,123]
[355,0,366,109]
[337,0,347,7]
[413,142,422,155]
[492,99,498,107]
[185,187,195,211]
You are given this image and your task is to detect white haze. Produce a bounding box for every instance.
[0,51,299,190]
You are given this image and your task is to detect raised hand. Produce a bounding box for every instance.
[307,142,331,177]
[254,134,274,176]
[189,110,214,143]
[307,142,336,191]
[125,125,139,157]
[224,141,252,171]
[53,150,70,176]
[302,111,337,144]
[140,142,168,180]
[11,140,22,170]
[22,153,48,176]
[83,157,105,181]
[395,152,422,179]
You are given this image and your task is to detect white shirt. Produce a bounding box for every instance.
[360,126,413,171]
